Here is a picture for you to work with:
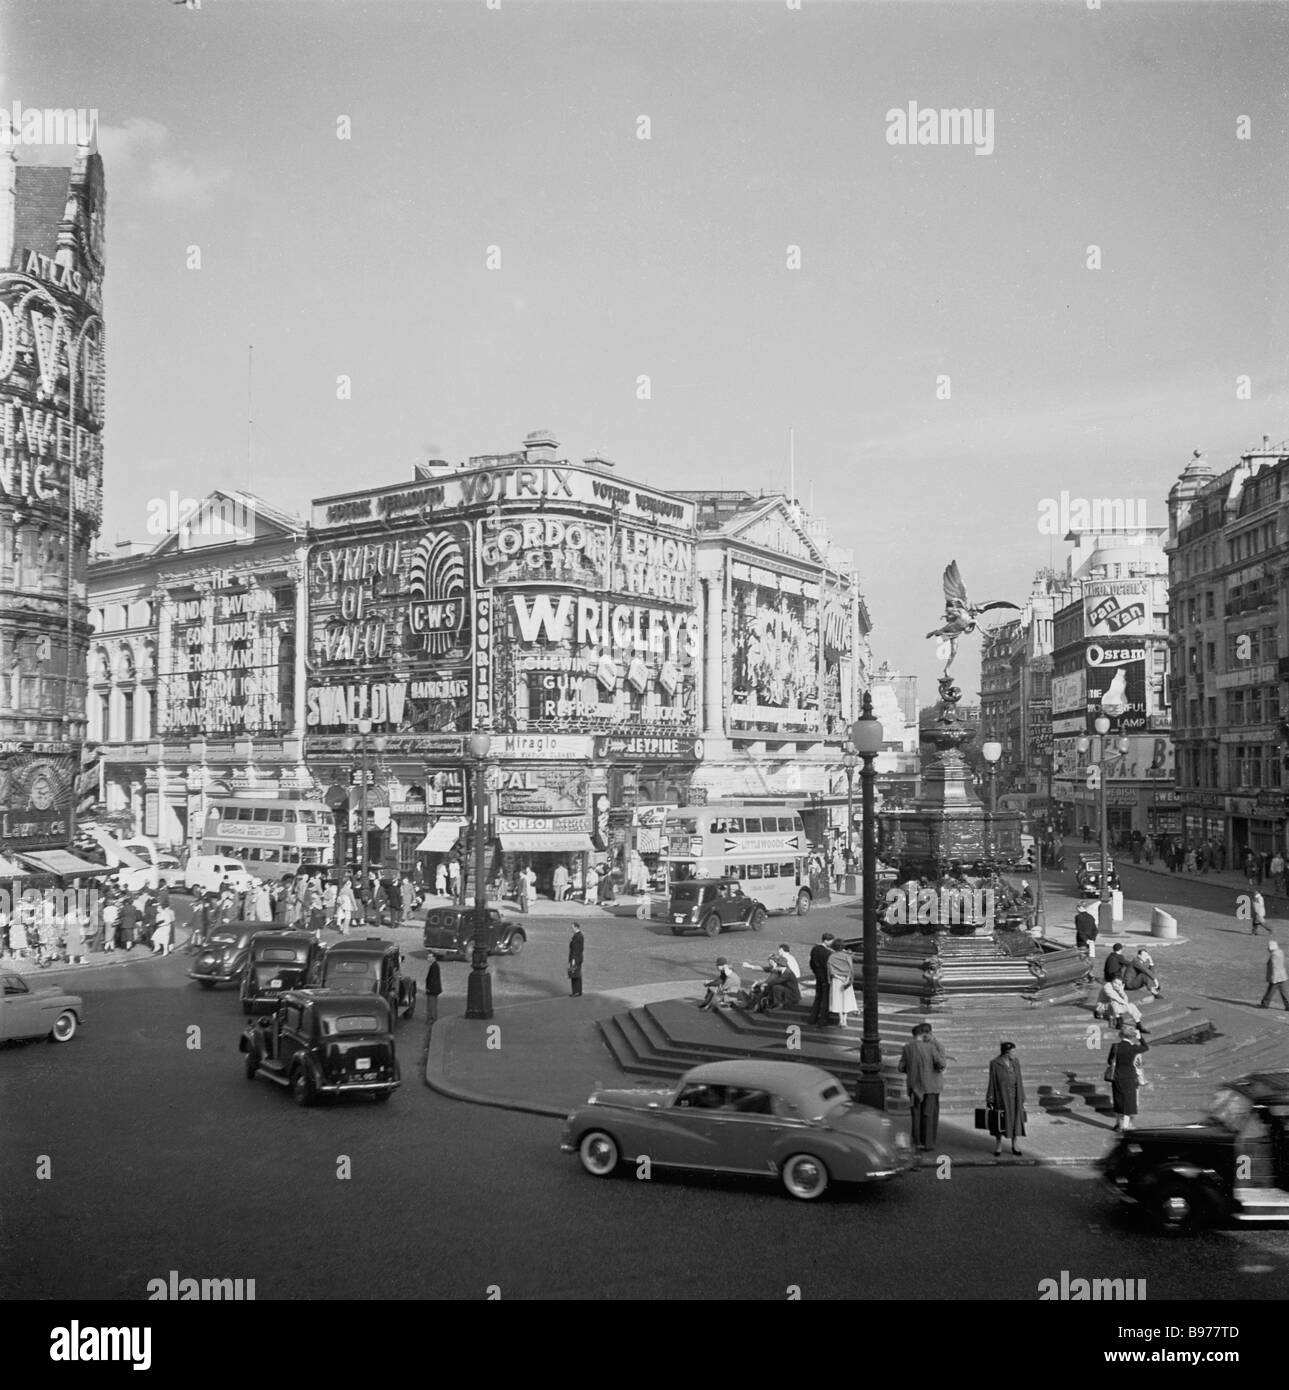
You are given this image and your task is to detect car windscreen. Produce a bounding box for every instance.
[321,1014,382,1035]
[670,884,702,902]
[257,947,303,962]
[327,959,377,978]
[1207,1087,1253,1131]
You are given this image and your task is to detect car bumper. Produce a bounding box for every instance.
[187,969,236,983]
[317,1078,401,1094]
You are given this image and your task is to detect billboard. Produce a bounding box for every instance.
[1083,580,1151,639]
[1051,670,1086,717]
[0,748,74,847]
[1027,699,1053,755]
[306,522,474,732]
[729,578,824,733]
[476,515,611,590]
[1085,641,1148,732]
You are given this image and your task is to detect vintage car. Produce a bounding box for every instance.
[421,905,527,960]
[239,930,314,1015]
[187,919,286,990]
[0,969,83,1043]
[304,937,417,1021]
[181,855,259,897]
[1075,855,1120,897]
[1102,1071,1289,1234]
[239,988,400,1105]
[667,878,768,938]
[562,1059,912,1200]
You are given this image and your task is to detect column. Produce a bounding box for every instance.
[703,574,722,738]
[293,549,308,741]
[153,587,171,735]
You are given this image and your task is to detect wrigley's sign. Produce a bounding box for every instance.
[313,463,695,532]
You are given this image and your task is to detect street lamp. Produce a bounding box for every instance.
[849,691,885,1111]
[981,741,1002,865]
[465,731,493,1020]
[1077,710,1130,933]
[841,748,859,857]
[340,718,387,904]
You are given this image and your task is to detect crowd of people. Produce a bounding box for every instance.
[1091,827,1288,892]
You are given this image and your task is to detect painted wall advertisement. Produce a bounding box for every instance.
[1027,698,1053,755]
[1083,580,1151,639]
[1051,670,1086,716]
[1085,642,1148,731]
[730,572,823,733]
[0,747,74,847]
[160,584,289,734]
[306,523,474,732]
[495,765,590,817]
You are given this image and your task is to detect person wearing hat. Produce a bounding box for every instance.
[985,1040,1027,1157]
[1107,1023,1149,1133]
[698,956,740,1011]
[1259,939,1289,1010]
[568,923,584,997]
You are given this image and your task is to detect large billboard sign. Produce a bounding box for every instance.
[1085,642,1148,732]
[730,576,823,733]
[0,746,73,848]
[477,515,611,589]
[306,523,473,732]
[1083,580,1151,639]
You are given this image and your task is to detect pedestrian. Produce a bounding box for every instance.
[698,956,739,1010]
[307,880,326,937]
[447,857,461,901]
[1103,942,1127,985]
[828,943,857,1028]
[434,860,447,897]
[831,843,846,891]
[1184,846,1197,873]
[66,905,87,964]
[151,903,175,954]
[985,1040,1026,1157]
[336,877,355,935]
[419,952,442,1026]
[517,864,532,914]
[552,861,569,903]
[141,892,158,946]
[1259,940,1289,1010]
[898,1022,947,1153]
[1107,1022,1149,1133]
[101,896,118,953]
[119,893,137,951]
[568,923,584,997]
[1129,946,1162,998]
[1074,904,1098,979]
[808,932,838,1026]
[1271,851,1286,895]
[1249,889,1268,936]
[253,880,271,921]
[571,860,584,902]
[400,874,417,924]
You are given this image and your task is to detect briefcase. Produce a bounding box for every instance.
[974,1107,991,1131]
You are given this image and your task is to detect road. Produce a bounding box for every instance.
[4,937,1289,1302]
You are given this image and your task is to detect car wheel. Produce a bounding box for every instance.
[750,906,767,932]
[291,1063,317,1107]
[48,1010,77,1043]
[670,925,684,936]
[781,1153,829,1201]
[505,932,526,957]
[796,890,812,916]
[245,1052,259,1081]
[1147,1178,1214,1236]
[198,979,215,990]
[702,914,722,938]
[373,1090,392,1103]
[578,1130,620,1177]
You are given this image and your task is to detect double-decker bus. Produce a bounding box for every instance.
[660,803,820,914]
[201,796,335,880]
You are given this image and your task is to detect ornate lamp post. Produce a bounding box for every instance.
[842,748,858,858]
[340,717,386,901]
[849,691,885,1110]
[1077,709,1130,932]
[981,741,1002,865]
[465,731,493,1020]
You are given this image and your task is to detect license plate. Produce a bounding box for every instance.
[674,916,685,923]
[354,1057,371,1070]
[269,979,282,989]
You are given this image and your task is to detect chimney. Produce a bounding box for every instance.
[582,454,616,472]
[413,458,453,481]
[523,430,559,463]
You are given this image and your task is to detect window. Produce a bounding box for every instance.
[1230,691,1245,726]
[747,863,763,878]
[780,862,796,878]
[284,809,297,823]
[1205,591,1215,618]
[253,808,268,822]
[268,809,283,823]
[743,817,763,833]
[298,809,316,825]
[723,1088,773,1115]
[674,1083,725,1109]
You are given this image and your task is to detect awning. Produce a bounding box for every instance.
[0,854,29,878]
[18,850,114,877]
[499,833,596,854]
[415,818,468,853]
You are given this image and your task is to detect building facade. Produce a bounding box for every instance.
[1167,443,1289,861]
[0,143,105,857]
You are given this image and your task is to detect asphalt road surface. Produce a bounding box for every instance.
[4,948,1289,1302]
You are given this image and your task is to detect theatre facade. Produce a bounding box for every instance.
[306,432,703,889]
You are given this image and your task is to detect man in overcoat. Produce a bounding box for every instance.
[898,1022,947,1151]
[568,923,584,997]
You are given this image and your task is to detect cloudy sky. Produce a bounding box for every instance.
[6,0,1288,696]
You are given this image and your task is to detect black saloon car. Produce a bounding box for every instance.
[304,937,417,1021]
[1102,1071,1289,1233]
[239,931,314,1015]
[188,920,287,990]
[421,905,527,960]
[239,989,400,1105]
[666,878,767,938]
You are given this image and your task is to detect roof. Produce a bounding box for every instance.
[1233,1072,1289,1104]
[682,1060,843,1093]
[12,165,71,260]
[280,988,392,1012]
[317,937,395,957]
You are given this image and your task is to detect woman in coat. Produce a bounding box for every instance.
[986,1040,1026,1157]
[828,947,858,1027]
[1108,1023,1149,1133]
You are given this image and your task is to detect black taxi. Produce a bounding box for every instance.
[421,905,527,960]
[304,937,417,1022]
[666,878,768,938]
[1102,1071,1289,1233]
[239,989,400,1105]
[188,920,288,990]
[239,930,314,1015]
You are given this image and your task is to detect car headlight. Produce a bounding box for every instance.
[1125,1143,1143,1158]
[893,1131,912,1151]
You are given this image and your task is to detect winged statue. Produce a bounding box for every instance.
[926,561,1020,672]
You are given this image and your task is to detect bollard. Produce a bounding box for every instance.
[1150,907,1177,939]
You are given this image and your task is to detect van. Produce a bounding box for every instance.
[183,855,258,896]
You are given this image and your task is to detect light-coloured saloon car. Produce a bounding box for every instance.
[562,1058,912,1200]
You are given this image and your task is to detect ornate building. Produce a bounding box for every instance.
[0,141,105,857]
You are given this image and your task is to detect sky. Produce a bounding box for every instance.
[5,0,1288,699]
